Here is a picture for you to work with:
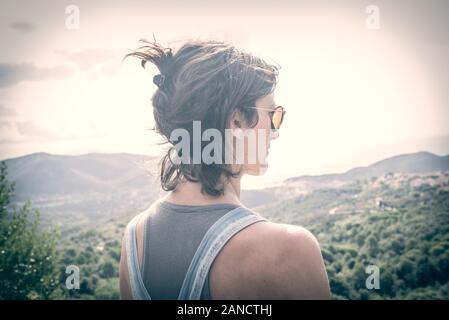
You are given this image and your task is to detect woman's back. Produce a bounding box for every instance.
[140,200,241,299]
[120,195,331,299]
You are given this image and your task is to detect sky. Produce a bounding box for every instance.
[0,0,448,189]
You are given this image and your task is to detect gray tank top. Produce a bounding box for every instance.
[140,200,241,299]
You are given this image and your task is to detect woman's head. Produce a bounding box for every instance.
[125,38,281,196]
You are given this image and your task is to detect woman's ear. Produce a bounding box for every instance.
[229,109,245,140]
[229,109,243,130]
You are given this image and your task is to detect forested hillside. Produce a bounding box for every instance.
[259,171,449,299]
[2,152,448,299]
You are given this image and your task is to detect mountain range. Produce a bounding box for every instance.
[3,150,448,227]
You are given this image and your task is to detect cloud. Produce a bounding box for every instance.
[16,120,54,137]
[0,119,100,144]
[55,49,115,71]
[0,104,16,116]
[0,63,73,88]
[9,21,36,33]
[0,121,12,129]
[0,121,19,143]
[88,62,120,79]
[0,120,55,144]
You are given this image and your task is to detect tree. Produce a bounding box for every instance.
[99,260,116,278]
[367,235,379,257]
[390,239,404,255]
[0,161,61,299]
[94,278,120,300]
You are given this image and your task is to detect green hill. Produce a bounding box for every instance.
[258,171,449,299]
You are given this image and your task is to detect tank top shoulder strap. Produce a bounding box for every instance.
[178,205,267,300]
[125,205,155,300]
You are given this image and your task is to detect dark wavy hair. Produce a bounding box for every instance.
[124,38,280,196]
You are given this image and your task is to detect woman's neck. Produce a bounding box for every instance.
[161,175,242,206]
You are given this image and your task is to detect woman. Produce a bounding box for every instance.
[119,38,331,299]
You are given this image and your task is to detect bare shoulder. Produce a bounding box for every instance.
[209,221,331,300]
[119,212,147,300]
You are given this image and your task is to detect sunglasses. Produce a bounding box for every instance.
[247,106,286,130]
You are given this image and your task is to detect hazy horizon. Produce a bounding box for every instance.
[2,143,449,190]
